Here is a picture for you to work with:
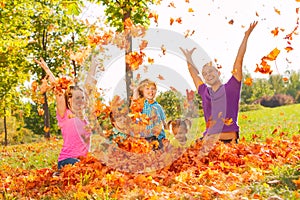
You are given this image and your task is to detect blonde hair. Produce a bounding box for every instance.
[137,79,157,98]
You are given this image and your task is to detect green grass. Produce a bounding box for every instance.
[0,137,61,170]
[187,103,300,143]
[238,103,300,141]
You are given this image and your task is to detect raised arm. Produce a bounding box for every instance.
[84,53,98,91]
[179,47,204,90]
[34,58,66,118]
[233,21,258,82]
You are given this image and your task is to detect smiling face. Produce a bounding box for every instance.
[66,87,86,112]
[201,64,221,86]
[138,79,157,101]
[142,84,157,101]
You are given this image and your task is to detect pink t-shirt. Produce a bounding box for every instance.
[57,109,91,161]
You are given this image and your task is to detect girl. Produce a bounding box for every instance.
[34,55,98,172]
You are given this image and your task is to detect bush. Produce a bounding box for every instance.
[295,91,300,103]
[239,103,262,112]
[259,94,295,108]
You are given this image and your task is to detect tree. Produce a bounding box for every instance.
[92,0,160,103]
[26,0,89,138]
[0,0,32,145]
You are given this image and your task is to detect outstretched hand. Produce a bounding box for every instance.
[245,21,258,37]
[179,47,199,74]
[179,47,196,64]
[34,57,56,83]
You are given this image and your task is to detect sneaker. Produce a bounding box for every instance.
[52,171,60,177]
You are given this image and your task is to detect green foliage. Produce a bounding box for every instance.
[23,102,60,136]
[241,70,300,105]
[95,0,157,32]
[241,75,274,104]
[156,90,184,120]
[0,115,39,145]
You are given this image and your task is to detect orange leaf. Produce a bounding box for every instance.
[43,126,50,133]
[37,108,44,116]
[188,8,194,12]
[274,7,281,15]
[170,86,177,92]
[148,57,154,64]
[282,77,289,82]
[262,48,281,61]
[176,17,182,24]
[244,77,253,86]
[228,19,234,25]
[125,51,145,71]
[148,12,159,24]
[285,46,293,52]
[222,118,233,126]
[170,18,174,25]
[271,27,279,36]
[139,40,148,51]
[296,8,299,14]
[161,45,166,55]
[157,74,165,80]
[168,2,176,8]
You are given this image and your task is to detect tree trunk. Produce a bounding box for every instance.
[43,93,50,138]
[124,12,133,104]
[4,111,8,146]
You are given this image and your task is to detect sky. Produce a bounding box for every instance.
[81,0,300,100]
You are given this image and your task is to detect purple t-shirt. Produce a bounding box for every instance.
[198,76,241,137]
[57,109,91,161]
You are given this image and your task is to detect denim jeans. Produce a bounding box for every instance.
[58,158,80,170]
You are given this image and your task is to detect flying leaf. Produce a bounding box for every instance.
[176,17,182,24]
[274,7,281,15]
[125,51,145,71]
[139,40,148,51]
[244,77,253,86]
[157,74,165,80]
[282,77,289,82]
[170,86,178,92]
[37,108,44,116]
[284,46,293,52]
[222,118,233,126]
[228,19,234,25]
[188,8,194,12]
[168,2,176,8]
[262,48,280,61]
[148,57,154,64]
[161,45,166,55]
[271,27,279,36]
[148,12,159,24]
[170,18,174,25]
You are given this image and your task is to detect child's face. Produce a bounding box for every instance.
[142,84,157,100]
[69,89,86,111]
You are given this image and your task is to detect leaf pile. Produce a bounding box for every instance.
[1,135,300,199]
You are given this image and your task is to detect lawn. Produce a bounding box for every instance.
[0,104,300,199]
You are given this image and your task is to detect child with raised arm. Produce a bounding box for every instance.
[34,54,98,173]
[180,21,258,143]
[132,78,167,149]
